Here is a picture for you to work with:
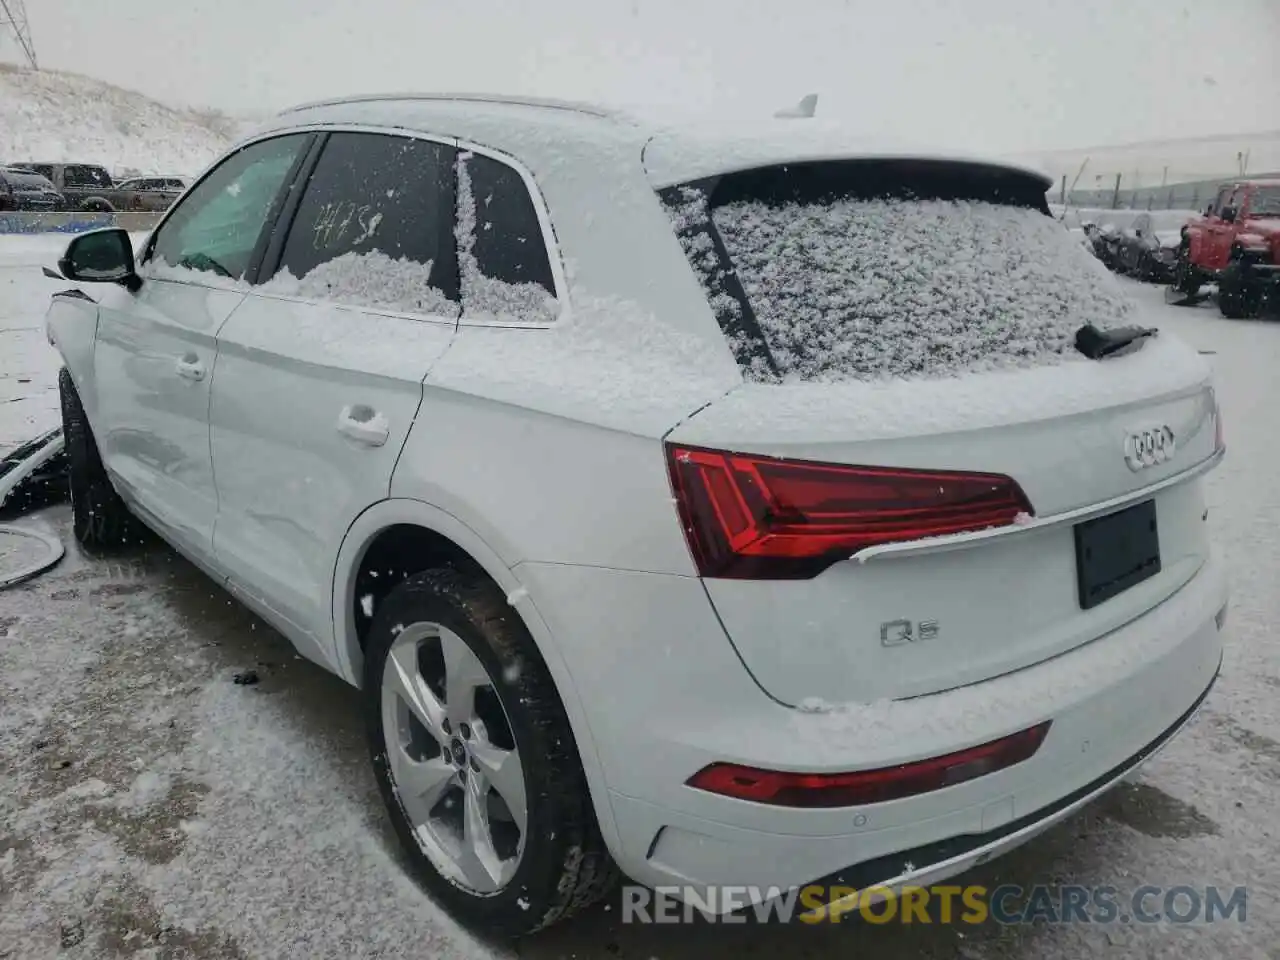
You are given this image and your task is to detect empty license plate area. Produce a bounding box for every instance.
[1074,500,1160,610]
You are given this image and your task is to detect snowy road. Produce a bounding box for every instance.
[1,239,1278,958]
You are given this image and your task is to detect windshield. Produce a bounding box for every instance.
[1250,187,1280,216]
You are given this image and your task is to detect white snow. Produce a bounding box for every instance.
[711,196,1136,381]
[0,64,235,178]
[454,154,560,324]
[144,258,251,292]
[258,251,456,317]
[642,119,1048,191]
[505,587,528,605]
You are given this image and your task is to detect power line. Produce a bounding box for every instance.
[0,0,38,69]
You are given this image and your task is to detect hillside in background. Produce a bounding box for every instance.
[0,64,253,178]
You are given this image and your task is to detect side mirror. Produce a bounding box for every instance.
[1205,205,1214,216]
[56,228,140,291]
[1221,207,1237,224]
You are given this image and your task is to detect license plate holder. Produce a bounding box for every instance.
[1074,500,1160,610]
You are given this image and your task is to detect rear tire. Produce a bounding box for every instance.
[364,568,617,936]
[59,369,139,549]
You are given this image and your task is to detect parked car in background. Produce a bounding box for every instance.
[1090,221,1125,270]
[0,167,64,211]
[1114,212,1188,283]
[8,162,118,211]
[1176,179,1280,317]
[42,95,1229,936]
[112,176,188,211]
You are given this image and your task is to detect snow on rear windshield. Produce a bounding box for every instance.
[703,195,1136,382]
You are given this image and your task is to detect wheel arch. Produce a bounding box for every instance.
[330,497,623,855]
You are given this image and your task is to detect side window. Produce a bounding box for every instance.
[1213,187,1233,216]
[267,132,458,315]
[455,151,558,323]
[30,164,54,181]
[148,135,308,281]
[65,166,111,187]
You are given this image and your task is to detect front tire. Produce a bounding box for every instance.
[1219,262,1263,319]
[59,369,139,549]
[1170,250,1202,297]
[364,569,616,936]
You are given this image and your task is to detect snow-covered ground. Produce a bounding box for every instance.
[1,64,241,178]
[1,237,1278,958]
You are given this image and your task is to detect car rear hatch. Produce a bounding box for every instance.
[653,152,1223,707]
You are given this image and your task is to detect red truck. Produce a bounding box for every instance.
[1172,178,1280,318]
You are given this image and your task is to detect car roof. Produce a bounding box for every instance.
[260,92,1051,191]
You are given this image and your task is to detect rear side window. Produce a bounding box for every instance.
[28,164,54,181]
[662,161,1136,383]
[267,132,458,315]
[64,165,111,187]
[455,151,558,323]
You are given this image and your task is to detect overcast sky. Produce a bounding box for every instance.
[9,0,1280,153]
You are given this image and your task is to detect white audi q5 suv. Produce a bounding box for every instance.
[44,93,1227,935]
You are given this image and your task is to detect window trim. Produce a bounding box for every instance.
[226,122,571,328]
[138,131,318,288]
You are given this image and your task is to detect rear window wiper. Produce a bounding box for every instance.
[1075,322,1157,360]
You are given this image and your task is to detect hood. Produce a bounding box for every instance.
[4,172,57,192]
[1240,218,1280,238]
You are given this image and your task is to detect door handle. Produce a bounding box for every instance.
[336,404,389,447]
[175,355,206,381]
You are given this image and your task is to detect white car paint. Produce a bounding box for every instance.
[45,93,1228,912]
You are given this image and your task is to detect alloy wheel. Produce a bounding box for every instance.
[380,622,527,894]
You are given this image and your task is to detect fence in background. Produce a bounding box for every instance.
[1052,171,1280,212]
[0,211,162,235]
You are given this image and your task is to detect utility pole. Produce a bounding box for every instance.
[1111,173,1122,210]
[0,0,37,69]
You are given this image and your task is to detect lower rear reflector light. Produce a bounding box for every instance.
[666,444,1033,579]
[687,722,1051,808]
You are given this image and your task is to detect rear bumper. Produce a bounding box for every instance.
[804,663,1217,916]
[522,549,1227,897]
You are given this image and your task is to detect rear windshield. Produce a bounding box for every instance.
[662,160,1136,383]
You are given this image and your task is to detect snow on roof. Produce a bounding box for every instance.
[276,91,634,122]
[641,118,1053,190]
[263,96,1049,194]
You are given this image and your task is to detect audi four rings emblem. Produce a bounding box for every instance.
[1124,425,1176,471]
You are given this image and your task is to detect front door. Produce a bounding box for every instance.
[1204,185,1240,271]
[209,131,460,662]
[92,134,312,557]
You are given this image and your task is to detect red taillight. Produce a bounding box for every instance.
[666,445,1033,579]
[687,722,1051,808]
